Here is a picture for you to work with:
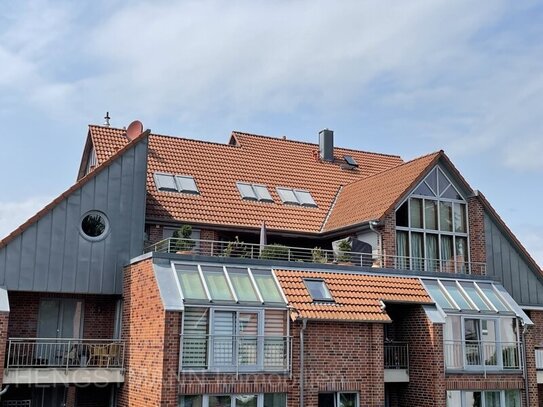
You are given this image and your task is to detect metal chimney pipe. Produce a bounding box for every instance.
[319,129,334,161]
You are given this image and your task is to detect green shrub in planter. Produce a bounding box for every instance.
[172,225,195,253]
[260,244,290,261]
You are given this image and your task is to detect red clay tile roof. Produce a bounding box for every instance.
[88,125,404,233]
[274,269,432,322]
[322,151,443,232]
[0,131,150,249]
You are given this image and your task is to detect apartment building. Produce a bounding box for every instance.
[0,122,542,407]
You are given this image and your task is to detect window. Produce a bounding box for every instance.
[447,390,520,407]
[236,183,274,203]
[80,211,109,241]
[174,264,285,305]
[154,172,199,194]
[395,167,469,273]
[181,308,288,371]
[343,155,358,167]
[318,392,359,407]
[443,315,521,371]
[304,279,334,302]
[276,187,317,207]
[180,394,286,407]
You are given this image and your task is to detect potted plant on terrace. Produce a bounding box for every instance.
[336,239,352,264]
[172,225,195,254]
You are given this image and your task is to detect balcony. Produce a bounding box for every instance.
[4,338,125,385]
[181,334,291,374]
[444,340,522,372]
[145,238,487,275]
[384,341,409,382]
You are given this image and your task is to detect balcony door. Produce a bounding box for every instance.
[38,299,84,339]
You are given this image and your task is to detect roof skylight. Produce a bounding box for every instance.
[304,279,334,302]
[276,187,317,207]
[344,155,359,167]
[173,264,286,305]
[154,173,199,194]
[421,279,514,314]
[236,182,274,202]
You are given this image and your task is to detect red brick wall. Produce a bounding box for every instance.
[526,310,543,407]
[468,196,487,275]
[118,258,169,407]
[389,304,446,407]
[147,224,164,245]
[7,291,117,339]
[0,311,9,387]
[377,211,396,268]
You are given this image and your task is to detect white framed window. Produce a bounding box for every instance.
[447,390,521,407]
[180,307,288,372]
[304,279,334,302]
[318,392,359,407]
[395,167,469,273]
[179,393,287,407]
[443,315,521,371]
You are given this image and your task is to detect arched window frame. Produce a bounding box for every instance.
[395,166,471,274]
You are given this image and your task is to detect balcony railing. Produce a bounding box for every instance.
[146,238,486,275]
[6,338,125,370]
[384,341,409,370]
[444,340,522,371]
[181,335,291,373]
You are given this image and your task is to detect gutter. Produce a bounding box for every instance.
[300,318,307,407]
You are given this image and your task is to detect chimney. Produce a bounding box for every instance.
[319,129,334,161]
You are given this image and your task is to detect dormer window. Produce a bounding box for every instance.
[304,279,334,302]
[154,173,199,194]
[395,167,468,273]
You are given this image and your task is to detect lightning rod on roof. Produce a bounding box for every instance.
[104,112,111,127]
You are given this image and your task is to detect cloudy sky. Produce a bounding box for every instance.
[0,0,542,265]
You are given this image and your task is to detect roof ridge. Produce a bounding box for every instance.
[342,150,442,187]
[232,131,403,159]
[149,132,239,149]
[0,130,150,249]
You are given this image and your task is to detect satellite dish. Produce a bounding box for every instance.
[126,120,144,141]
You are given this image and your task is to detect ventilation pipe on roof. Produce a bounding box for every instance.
[319,129,334,161]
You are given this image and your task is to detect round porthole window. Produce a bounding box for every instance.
[80,211,109,241]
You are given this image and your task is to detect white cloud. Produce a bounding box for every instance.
[0,197,52,241]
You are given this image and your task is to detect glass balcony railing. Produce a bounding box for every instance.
[444,340,522,371]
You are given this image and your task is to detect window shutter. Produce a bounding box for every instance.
[182,308,209,369]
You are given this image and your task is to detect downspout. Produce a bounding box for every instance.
[522,320,530,407]
[300,318,308,407]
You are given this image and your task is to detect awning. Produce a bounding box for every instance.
[421,278,533,325]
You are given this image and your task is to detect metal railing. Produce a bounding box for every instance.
[6,338,125,370]
[535,348,543,370]
[145,238,486,275]
[444,340,522,371]
[181,334,291,372]
[384,341,409,370]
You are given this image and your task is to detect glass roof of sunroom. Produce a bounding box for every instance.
[421,278,532,325]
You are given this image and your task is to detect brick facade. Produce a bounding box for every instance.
[0,311,9,387]
[468,196,487,275]
[118,258,170,407]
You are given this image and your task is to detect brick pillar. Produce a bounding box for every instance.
[377,211,396,268]
[118,258,172,407]
[0,311,9,387]
[468,196,486,275]
[525,311,543,407]
[200,229,220,256]
[396,305,446,406]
